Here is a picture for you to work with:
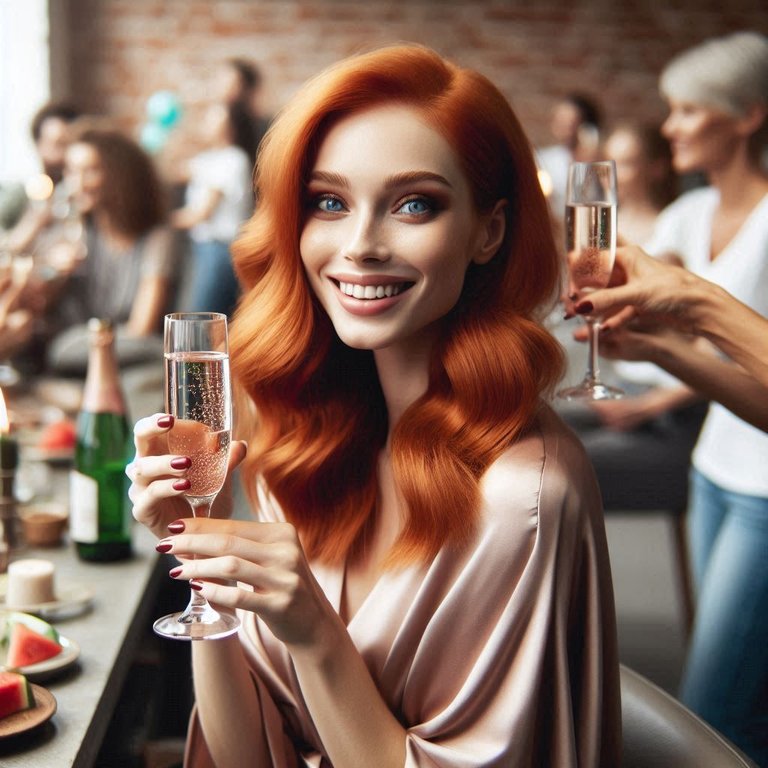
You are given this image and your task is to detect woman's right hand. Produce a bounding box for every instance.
[126,413,247,540]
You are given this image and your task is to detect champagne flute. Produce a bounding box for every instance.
[153,312,240,640]
[557,160,624,401]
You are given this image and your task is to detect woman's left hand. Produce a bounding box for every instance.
[158,517,337,649]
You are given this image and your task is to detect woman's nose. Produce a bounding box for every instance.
[661,114,676,139]
[342,213,391,264]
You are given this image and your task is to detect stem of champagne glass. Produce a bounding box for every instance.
[183,496,217,621]
[586,317,601,385]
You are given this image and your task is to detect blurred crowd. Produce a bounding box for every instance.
[0,31,767,765]
[0,56,270,378]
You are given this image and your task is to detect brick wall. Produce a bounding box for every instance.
[61,0,768,151]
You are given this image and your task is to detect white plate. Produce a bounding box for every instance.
[0,578,94,621]
[5,635,80,682]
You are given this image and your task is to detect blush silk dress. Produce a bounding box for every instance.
[185,407,622,767]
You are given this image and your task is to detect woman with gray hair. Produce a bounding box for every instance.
[610,30,768,764]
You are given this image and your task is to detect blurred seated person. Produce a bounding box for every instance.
[46,122,177,375]
[604,122,678,245]
[4,101,82,255]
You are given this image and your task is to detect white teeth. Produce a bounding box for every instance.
[339,281,404,300]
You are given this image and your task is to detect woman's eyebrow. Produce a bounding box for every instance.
[384,171,453,190]
[307,170,349,188]
[307,170,453,190]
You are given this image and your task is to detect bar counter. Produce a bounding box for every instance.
[0,523,166,767]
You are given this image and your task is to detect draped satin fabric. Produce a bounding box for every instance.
[185,407,622,767]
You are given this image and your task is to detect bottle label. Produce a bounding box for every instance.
[69,470,99,543]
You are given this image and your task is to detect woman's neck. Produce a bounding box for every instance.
[93,210,135,251]
[708,147,768,212]
[374,332,436,432]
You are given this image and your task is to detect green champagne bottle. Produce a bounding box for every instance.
[69,318,133,561]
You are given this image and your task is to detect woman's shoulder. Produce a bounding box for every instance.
[481,405,601,527]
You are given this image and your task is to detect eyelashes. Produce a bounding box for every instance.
[306,192,443,219]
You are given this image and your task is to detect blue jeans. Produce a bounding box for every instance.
[680,469,768,765]
[185,239,240,317]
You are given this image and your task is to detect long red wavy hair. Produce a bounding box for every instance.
[230,44,563,566]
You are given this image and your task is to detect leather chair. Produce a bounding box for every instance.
[620,664,759,767]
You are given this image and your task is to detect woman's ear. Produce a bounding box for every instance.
[472,199,507,265]
[736,103,768,139]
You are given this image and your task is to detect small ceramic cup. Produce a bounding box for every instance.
[19,502,69,548]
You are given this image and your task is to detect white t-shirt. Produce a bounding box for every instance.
[535,144,571,220]
[646,187,768,496]
[186,146,253,243]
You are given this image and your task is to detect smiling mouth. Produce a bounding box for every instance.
[337,280,413,300]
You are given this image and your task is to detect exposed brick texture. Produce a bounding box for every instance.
[61,0,768,151]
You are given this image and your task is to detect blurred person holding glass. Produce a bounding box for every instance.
[4,101,82,256]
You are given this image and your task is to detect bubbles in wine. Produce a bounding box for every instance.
[565,203,616,291]
[165,351,232,497]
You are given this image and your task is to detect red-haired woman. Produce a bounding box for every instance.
[129,45,620,767]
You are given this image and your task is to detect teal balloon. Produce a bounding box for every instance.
[139,122,170,154]
[146,90,182,129]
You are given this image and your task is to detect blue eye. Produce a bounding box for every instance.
[397,197,433,216]
[316,195,345,213]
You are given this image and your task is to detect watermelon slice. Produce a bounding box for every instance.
[0,612,59,646]
[0,671,34,718]
[6,623,62,668]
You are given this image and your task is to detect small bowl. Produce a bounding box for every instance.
[19,503,69,547]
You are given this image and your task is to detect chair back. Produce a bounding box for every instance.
[620,664,758,767]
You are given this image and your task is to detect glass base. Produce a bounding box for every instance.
[557,380,624,402]
[153,606,240,641]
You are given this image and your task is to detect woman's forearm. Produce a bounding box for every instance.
[192,635,271,767]
[288,616,407,768]
[693,282,768,391]
[650,336,768,432]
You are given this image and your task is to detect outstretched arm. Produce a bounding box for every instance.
[571,245,768,422]
[636,332,768,433]
[596,323,768,433]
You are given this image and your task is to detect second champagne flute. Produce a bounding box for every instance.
[558,160,624,401]
[153,312,240,640]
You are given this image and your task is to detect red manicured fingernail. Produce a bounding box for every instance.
[172,479,191,491]
[156,540,172,553]
[189,579,204,591]
[575,301,593,315]
[167,520,185,533]
[563,312,574,321]
[169,566,183,578]
[157,415,174,428]
[170,457,191,469]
